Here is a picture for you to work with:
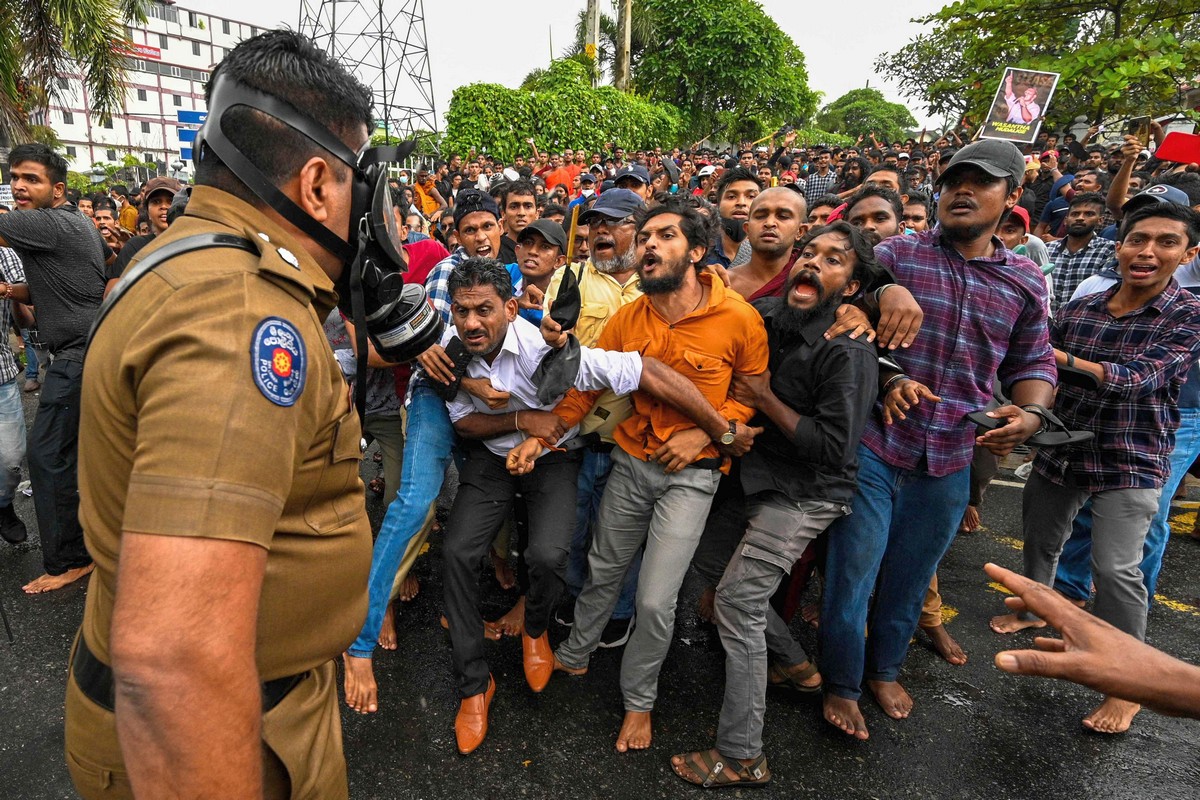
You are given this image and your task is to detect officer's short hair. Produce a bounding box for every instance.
[449,257,514,303]
[195,30,374,203]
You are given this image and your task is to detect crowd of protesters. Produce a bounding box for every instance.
[3,27,1200,797]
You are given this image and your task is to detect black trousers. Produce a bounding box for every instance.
[443,445,581,698]
[28,358,90,575]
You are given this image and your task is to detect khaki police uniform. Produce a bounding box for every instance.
[65,186,372,799]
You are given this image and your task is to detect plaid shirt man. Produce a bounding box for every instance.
[1047,235,1116,312]
[864,228,1058,476]
[802,169,839,205]
[0,248,25,384]
[1035,279,1200,492]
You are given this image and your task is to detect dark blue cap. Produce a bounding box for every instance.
[453,189,500,228]
[613,164,651,185]
[579,188,645,224]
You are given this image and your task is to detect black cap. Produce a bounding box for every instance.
[579,171,596,184]
[517,218,568,253]
[935,139,1025,187]
[453,189,500,228]
[579,188,645,225]
[613,164,651,186]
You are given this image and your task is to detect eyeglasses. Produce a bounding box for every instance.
[592,216,637,230]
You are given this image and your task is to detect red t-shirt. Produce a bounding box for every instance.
[391,238,450,396]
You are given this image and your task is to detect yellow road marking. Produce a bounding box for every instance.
[989,581,1013,596]
[994,535,1023,551]
[940,605,959,623]
[419,542,431,556]
[1169,509,1197,535]
[1154,595,1200,615]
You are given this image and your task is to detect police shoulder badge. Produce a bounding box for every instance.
[251,317,306,406]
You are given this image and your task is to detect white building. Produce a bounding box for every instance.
[48,1,264,176]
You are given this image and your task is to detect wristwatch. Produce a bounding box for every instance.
[719,420,737,446]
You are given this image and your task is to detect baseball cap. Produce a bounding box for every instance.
[452,189,500,227]
[1122,183,1191,214]
[897,152,910,160]
[1039,150,1058,161]
[1024,155,1040,173]
[613,164,651,186]
[935,139,1025,187]
[1006,205,1031,233]
[517,218,568,253]
[142,176,183,201]
[579,171,596,184]
[578,188,645,225]
[698,165,716,177]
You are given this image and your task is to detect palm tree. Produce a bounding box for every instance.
[562,1,656,86]
[0,0,148,147]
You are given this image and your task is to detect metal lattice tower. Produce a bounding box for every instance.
[298,0,437,142]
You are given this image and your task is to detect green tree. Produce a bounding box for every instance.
[442,59,682,162]
[880,0,1200,130]
[0,0,149,145]
[816,89,918,143]
[633,0,819,143]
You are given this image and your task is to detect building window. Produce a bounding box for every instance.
[62,110,74,125]
[144,152,155,164]
[173,94,182,107]
[250,26,258,37]
[170,65,182,77]
[106,149,117,162]
[137,88,147,101]
[103,117,113,129]
[192,41,200,56]
[141,121,151,134]
[57,77,69,90]
[222,19,230,35]
[159,34,168,49]
[66,146,77,158]
[187,11,198,27]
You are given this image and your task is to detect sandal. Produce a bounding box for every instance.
[767,660,822,694]
[671,749,771,789]
[965,407,1094,448]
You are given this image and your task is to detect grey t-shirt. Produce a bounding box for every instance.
[0,204,106,360]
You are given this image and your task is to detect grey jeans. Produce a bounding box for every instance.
[714,492,846,759]
[555,447,721,712]
[1022,470,1159,639]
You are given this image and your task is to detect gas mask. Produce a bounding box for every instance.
[194,76,442,374]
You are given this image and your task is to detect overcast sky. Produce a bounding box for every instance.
[198,0,949,129]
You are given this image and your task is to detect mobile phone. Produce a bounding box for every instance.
[429,336,475,401]
[1126,116,1151,148]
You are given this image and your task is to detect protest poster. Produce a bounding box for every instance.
[979,68,1060,144]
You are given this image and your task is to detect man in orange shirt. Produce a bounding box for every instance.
[513,198,768,754]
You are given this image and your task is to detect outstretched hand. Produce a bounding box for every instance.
[881,378,940,425]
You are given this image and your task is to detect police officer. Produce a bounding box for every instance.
[66,32,376,798]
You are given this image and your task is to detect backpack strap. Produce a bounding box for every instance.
[86,233,259,354]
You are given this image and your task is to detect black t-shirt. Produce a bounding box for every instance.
[499,234,518,266]
[0,204,106,360]
[108,233,155,280]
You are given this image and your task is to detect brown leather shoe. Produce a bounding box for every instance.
[455,675,495,755]
[523,630,553,692]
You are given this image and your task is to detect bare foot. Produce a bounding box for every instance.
[866,679,913,720]
[398,573,420,602]
[989,612,1047,634]
[920,623,968,665]
[342,652,379,714]
[492,596,525,637]
[800,603,821,629]
[439,614,503,640]
[615,710,652,752]
[823,695,869,740]
[378,604,398,650]
[491,550,516,590]
[23,563,94,594]
[1083,696,1141,734]
[959,504,981,532]
[697,587,715,623]
[553,653,588,676]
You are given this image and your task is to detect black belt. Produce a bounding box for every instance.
[688,456,723,470]
[72,634,307,713]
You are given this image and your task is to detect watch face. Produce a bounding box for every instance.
[720,433,736,444]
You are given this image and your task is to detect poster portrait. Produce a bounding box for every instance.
[980,68,1060,144]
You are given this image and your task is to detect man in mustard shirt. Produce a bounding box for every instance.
[66,31,374,799]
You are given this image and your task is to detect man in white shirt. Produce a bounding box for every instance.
[441,257,739,756]
[1004,73,1041,124]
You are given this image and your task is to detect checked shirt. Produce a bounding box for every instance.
[1034,280,1200,492]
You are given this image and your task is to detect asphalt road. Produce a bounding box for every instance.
[3,384,1200,799]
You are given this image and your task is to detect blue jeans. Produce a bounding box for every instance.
[22,331,39,381]
[1055,407,1200,603]
[565,448,642,620]
[820,444,970,700]
[0,378,26,506]
[348,383,455,658]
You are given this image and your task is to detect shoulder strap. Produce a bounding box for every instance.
[86,233,258,354]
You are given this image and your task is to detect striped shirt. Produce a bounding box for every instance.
[863,228,1058,476]
[1034,280,1200,492]
[0,249,25,384]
